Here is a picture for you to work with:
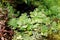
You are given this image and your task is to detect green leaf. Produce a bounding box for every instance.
[41,25,48,36]
[8,18,17,29]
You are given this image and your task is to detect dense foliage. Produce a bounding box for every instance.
[0,0,60,40]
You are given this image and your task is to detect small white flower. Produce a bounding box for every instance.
[17,35,22,39]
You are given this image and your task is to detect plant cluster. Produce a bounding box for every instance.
[0,3,14,40]
[0,0,60,40]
